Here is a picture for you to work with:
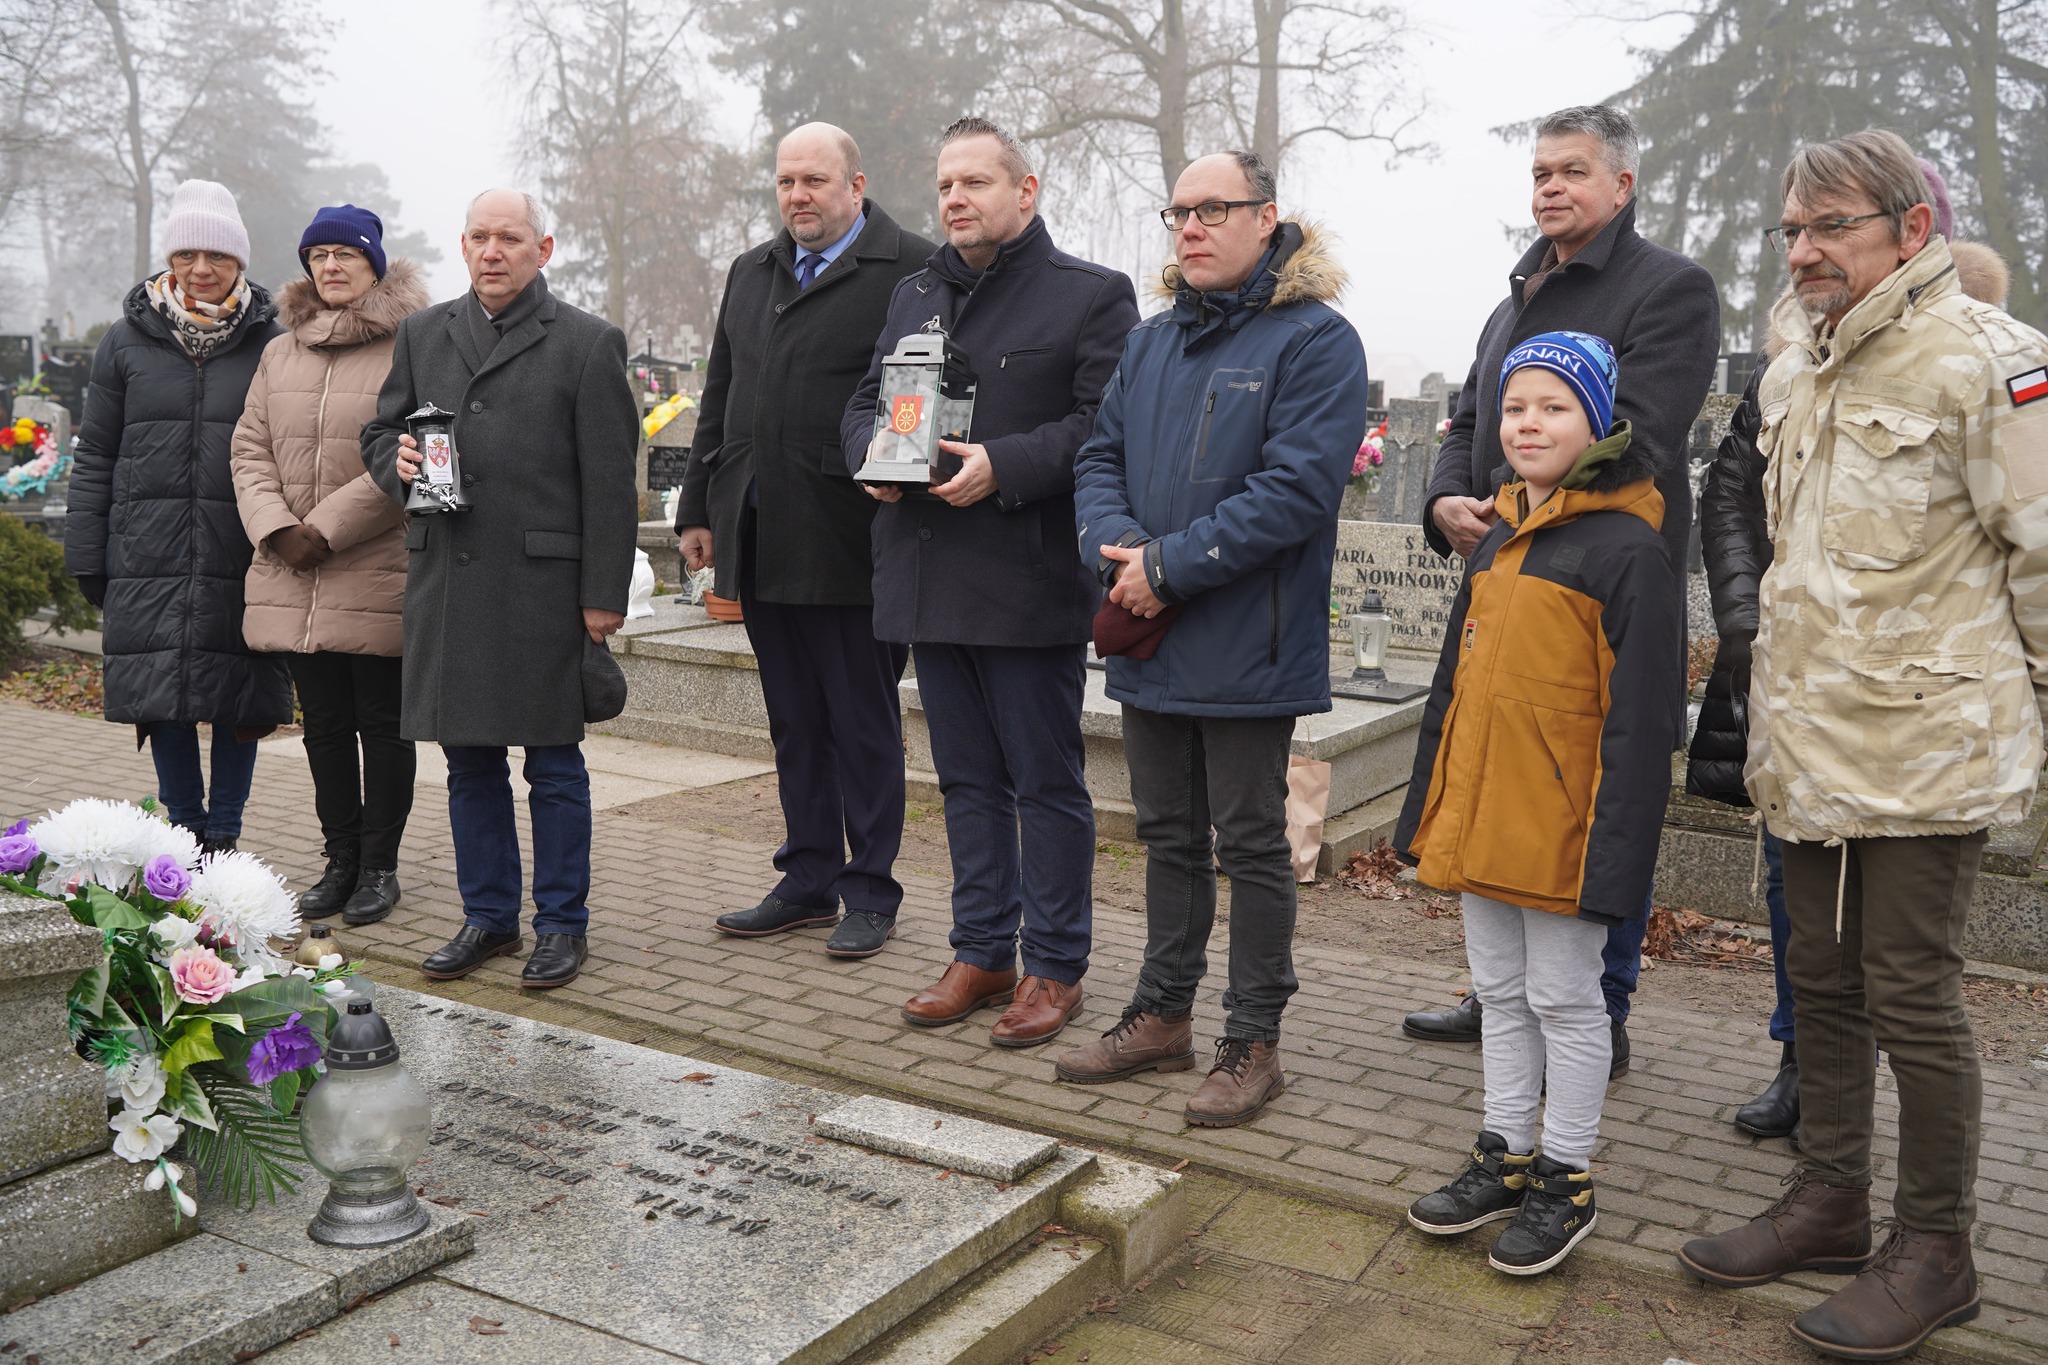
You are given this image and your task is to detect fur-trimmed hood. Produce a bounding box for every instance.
[1762,238,2010,360]
[1151,218,1347,308]
[277,258,429,347]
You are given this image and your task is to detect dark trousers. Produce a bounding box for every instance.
[147,722,258,841]
[739,520,909,917]
[916,641,1093,984]
[1764,833,1794,1043]
[1781,831,1984,1232]
[1123,705,1298,1040]
[287,652,415,868]
[1600,910,1646,1022]
[443,742,592,938]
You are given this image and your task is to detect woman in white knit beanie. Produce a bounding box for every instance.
[62,178,292,853]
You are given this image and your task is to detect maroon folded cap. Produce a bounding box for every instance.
[1093,601,1183,660]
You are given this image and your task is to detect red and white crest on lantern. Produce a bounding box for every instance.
[889,396,924,436]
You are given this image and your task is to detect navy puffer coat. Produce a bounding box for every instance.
[64,280,294,728]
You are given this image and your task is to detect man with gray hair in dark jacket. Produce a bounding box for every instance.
[1064,150,1366,1128]
[1400,105,1720,1064]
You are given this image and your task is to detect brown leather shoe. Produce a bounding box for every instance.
[1677,1171,1873,1288]
[900,961,1017,1027]
[1184,1038,1285,1128]
[1054,1007,1195,1083]
[989,977,1083,1049]
[1790,1225,1979,1360]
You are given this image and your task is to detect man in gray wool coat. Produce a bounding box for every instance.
[362,188,639,990]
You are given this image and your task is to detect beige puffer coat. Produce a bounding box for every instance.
[232,260,429,655]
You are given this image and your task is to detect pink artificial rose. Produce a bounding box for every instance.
[168,945,234,1006]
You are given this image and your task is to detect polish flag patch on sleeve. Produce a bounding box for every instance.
[2009,367,2048,408]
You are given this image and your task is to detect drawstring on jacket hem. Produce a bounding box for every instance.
[1748,811,1765,906]
[1824,836,1848,940]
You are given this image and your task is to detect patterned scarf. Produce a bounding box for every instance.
[145,270,251,361]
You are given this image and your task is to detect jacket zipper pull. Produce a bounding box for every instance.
[1206,392,1216,413]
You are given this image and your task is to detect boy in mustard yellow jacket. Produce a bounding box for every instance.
[1393,330,1682,1275]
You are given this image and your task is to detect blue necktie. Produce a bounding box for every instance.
[796,253,824,290]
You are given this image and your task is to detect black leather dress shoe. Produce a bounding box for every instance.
[715,894,839,937]
[1403,993,1482,1042]
[420,925,523,980]
[300,850,359,919]
[342,868,401,926]
[1735,1042,1800,1138]
[1610,1017,1631,1080]
[825,911,895,959]
[522,933,588,989]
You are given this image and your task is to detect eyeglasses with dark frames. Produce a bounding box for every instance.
[1160,199,1270,232]
[1764,212,1889,253]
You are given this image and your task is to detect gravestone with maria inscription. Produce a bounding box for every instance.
[381,987,1099,1365]
[1329,520,1463,658]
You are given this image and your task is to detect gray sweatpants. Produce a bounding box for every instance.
[1462,893,1612,1169]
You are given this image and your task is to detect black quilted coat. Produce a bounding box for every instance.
[1684,363,1766,806]
[64,281,294,728]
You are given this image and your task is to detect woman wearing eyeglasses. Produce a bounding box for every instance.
[64,180,293,856]
[231,206,429,926]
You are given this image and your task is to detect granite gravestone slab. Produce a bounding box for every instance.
[380,988,1094,1365]
[1328,520,1463,658]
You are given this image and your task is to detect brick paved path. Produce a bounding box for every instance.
[4,699,2044,1362]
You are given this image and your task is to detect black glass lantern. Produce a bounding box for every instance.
[403,403,471,516]
[854,328,978,485]
[301,999,431,1247]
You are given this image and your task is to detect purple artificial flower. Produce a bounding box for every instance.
[142,854,191,902]
[3,819,25,837]
[246,1012,323,1087]
[0,832,37,875]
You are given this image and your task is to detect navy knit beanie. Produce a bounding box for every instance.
[1500,330,1618,439]
[299,204,387,280]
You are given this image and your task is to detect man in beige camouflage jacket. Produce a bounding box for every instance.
[1677,130,2048,1361]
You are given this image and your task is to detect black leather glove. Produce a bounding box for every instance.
[76,574,107,608]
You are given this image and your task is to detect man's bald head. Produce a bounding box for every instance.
[466,188,547,239]
[775,123,866,249]
[777,123,862,183]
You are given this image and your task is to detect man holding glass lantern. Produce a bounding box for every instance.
[842,116,1137,1044]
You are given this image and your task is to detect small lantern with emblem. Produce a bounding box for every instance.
[1331,589,1429,703]
[403,402,471,516]
[854,326,978,486]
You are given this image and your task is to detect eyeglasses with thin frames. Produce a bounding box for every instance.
[305,248,366,267]
[1160,199,1270,232]
[1764,212,1889,253]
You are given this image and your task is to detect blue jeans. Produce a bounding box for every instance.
[915,642,1094,985]
[1599,899,1649,1023]
[443,743,592,938]
[147,722,259,841]
[1764,832,1794,1043]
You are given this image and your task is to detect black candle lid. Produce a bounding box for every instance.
[325,998,400,1070]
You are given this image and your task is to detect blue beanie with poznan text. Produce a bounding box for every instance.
[299,204,388,280]
[1499,330,1618,439]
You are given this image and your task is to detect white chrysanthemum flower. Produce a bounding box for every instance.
[30,799,199,895]
[109,1109,181,1164]
[187,850,299,950]
[104,1052,166,1113]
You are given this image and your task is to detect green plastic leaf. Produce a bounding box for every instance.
[225,977,331,1046]
[161,1018,222,1074]
[67,958,110,1020]
[84,884,149,932]
[181,1070,310,1206]
[266,1070,302,1115]
[148,963,179,1026]
[190,1012,246,1034]
[160,1068,217,1131]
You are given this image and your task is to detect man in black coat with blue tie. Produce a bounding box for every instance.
[680,124,935,959]
[843,117,1139,1048]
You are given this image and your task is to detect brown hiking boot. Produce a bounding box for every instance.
[1053,1007,1194,1083]
[1183,1038,1285,1128]
[1677,1170,1873,1288]
[1790,1224,1979,1360]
